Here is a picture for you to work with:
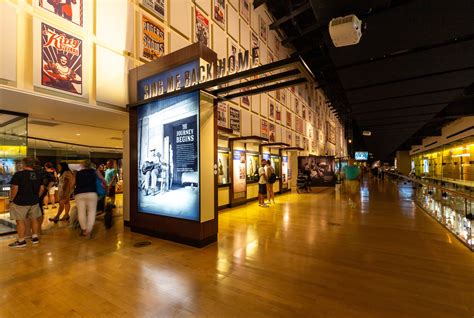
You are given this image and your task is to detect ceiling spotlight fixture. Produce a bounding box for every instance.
[348,139,352,144]
[75,133,81,136]
[362,130,371,136]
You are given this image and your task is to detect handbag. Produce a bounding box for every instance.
[96,174,107,197]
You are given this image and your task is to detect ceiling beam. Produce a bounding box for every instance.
[346,65,474,92]
[351,102,447,115]
[270,2,312,29]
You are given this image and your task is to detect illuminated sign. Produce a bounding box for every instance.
[138,47,260,100]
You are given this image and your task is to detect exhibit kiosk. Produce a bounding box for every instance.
[128,43,314,247]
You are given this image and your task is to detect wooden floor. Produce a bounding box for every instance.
[0,179,472,317]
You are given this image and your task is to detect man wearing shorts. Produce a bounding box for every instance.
[258,159,268,207]
[8,158,44,248]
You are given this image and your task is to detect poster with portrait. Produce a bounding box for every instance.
[286,110,292,128]
[327,121,336,144]
[137,92,200,221]
[217,103,228,128]
[230,106,241,133]
[261,119,269,139]
[40,22,83,96]
[259,16,267,43]
[246,153,259,182]
[36,0,84,27]
[269,123,276,142]
[140,0,165,21]
[213,0,226,29]
[275,104,281,123]
[298,156,336,186]
[233,150,247,198]
[140,15,165,61]
[195,9,210,47]
[269,99,275,120]
[240,0,250,22]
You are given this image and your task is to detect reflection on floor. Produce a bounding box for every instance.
[0,183,472,317]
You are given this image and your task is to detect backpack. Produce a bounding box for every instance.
[268,172,277,184]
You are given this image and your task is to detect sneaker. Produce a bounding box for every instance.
[8,240,27,249]
[31,237,40,245]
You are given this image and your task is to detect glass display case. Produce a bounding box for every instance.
[270,155,281,178]
[246,152,259,182]
[414,181,473,250]
[217,150,230,185]
[0,112,28,235]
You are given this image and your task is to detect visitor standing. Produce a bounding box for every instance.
[105,159,118,205]
[75,161,103,237]
[8,158,44,248]
[258,159,268,207]
[266,160,276,204]
[42,162,58,210]
[49,162,75,223]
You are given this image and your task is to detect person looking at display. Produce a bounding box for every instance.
[42,162,58,210]
[49,162,75,223]
[258,159,268,207]
[8,157,44,248]
[105,159,118,204]
[266,160,276,204]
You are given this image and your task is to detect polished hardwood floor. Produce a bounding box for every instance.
[0,179,472,317]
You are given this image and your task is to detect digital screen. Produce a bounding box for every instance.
[137,92,200,221]
[355,152,369,161]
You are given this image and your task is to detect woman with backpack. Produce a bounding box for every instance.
[266,160,276,204]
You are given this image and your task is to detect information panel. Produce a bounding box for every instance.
[233,150,246,198]
[137,92,200,221]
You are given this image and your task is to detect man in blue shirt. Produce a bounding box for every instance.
[105,160,118,206]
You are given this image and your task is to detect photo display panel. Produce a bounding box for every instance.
[137,91,200,221]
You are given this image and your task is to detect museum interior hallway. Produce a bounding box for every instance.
[0,179,472,318]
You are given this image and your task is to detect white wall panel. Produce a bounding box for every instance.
[195,0,211,14]
[212,24,226,58]
[96,45,128,107]
[251,92,261,114]
[227,5,239,41]
[239,22,250,50]
[96,0,133,52]
[170,31,191,52]
[241,108,251,136]
[170,0,192,39]
[251,114,260,136]
[0,2,17,81]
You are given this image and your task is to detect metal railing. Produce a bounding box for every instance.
[386,172,473,251]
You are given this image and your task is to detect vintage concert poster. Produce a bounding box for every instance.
[286,110,292,128]
[37,0,84,26]
[141,15,165,61]
[195,9,210,47]
[41,22,83,95]
[261,119,269,139]
[140,0,165,21]
[213,0,225,29]
[217,103,228,128]
[240,0,250,22]
[229,106,241,133]
[269,123,276,142]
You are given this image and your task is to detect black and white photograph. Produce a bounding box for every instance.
[137,92,200,221]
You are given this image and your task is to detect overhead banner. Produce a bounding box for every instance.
[40,22,83,96]
[137,92,200,221]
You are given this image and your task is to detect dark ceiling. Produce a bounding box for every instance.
[260,0,474,160]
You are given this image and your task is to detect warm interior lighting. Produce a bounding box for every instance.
[452,153,470,158]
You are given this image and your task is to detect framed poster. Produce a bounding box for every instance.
[302,105,306,120]
[327,121,336,144]
[261,119,269,139]
[240,0,250,23]
[281,89,286,105]
[217,151,229,184]
[246,152,259,182]
[287,131,292,145]
[281,156,288,186]
[241,87,250,108]
[259,16,267,43]
[39,22,83,96]
[228,40,238,73]
[251,31,259,60]
[217,103,228,128]
[137,91,200,221]
[268,99,275,120]
[275,104,281,123]
[140,0,165,21]
[35,0,84,27]
[286,110,292,128]
[195,8,210,47]
[295,135,301,148]
[295,117,303,134]
[233,150,247,196]
[213,0,225,29]
[269,123,276,142]
[295,99,299,115]
[275,89,281,102]
[230,106,241,133]
[140,15,165,61]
